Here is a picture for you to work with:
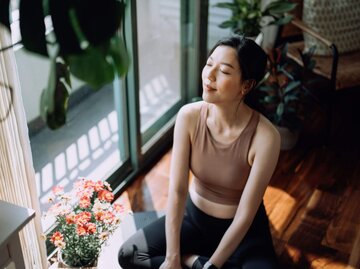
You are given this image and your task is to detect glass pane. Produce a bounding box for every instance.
[136,0,181,135]
[15,50,128,231]
[207,0,232,50]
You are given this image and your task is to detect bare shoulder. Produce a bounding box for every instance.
[176,101,204,128]
[174,101,205,144]
[253,112,281,150]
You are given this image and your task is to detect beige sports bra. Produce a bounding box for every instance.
[190,102,260,205]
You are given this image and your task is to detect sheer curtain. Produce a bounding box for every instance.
[0,26,47,269]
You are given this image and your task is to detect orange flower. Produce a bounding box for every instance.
[45,178,123,257]
[95,211,104,221]
[75,211,92,225]
[86,222,96,234]
[50,231,64,243]
[98,190,114,202]
[79,196,91,208]
[66,213,76,224]
[76,225,87,236]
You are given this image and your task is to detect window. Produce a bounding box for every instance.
[12,0,206,239]
[207,0,232,50]
[137,0,183,145]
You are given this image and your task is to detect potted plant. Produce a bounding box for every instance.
[0,0,129,129]
[255,43,318,150]
[44,178,126,268]
[215,0,296,40]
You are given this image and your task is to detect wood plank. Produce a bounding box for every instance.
[283,189,340,251]
[323,188,360,253]
[347,228,360,269]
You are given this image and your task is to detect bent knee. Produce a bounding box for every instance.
[118,242,137,268]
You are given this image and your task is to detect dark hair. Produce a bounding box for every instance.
[208,35,267,85]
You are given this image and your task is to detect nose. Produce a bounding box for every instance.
[206,68,216,83]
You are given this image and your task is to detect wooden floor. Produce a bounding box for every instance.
[116,143,360,269]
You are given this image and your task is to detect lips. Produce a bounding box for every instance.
[204,83,216,91]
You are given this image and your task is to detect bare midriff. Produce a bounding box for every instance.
[189,177,238,219]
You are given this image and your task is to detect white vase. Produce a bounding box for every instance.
[247,32,264,46]
[57,251,98,269]
[276,125,299,150]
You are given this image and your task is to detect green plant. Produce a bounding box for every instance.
[256,43,318,132]
[0,0,129,129]
[45,178,126,267]
[215,0,296,37]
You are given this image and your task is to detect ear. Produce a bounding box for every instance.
[241,79,256,95]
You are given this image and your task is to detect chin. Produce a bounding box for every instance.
[202,91,215,103]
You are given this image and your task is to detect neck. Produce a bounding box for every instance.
[209,100,250,129]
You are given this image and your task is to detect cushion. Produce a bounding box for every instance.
[303,0,360,55]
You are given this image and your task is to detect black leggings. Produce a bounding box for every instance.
[118,198,280,269]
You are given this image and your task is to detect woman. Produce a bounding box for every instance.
[118,35,281,269]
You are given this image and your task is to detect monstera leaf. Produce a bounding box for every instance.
[19,0,48,56]
[66,35,130,89]
[0,0,11,30]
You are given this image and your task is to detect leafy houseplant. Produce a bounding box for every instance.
[215,0,296,37]
[255,43,318,147]
[45,178,125,267]
[0,0,129,129]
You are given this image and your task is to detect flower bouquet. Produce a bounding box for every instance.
[45,178,124,267]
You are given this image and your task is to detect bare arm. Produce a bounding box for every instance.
[160,105,193,269]
[209,120,281,268]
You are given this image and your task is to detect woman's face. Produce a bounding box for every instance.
[202,45,244,104]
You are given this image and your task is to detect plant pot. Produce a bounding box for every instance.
[276,125,299,150]
[57,260,97,269]
[57,251,98,269]
[247,32,264,46]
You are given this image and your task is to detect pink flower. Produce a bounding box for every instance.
[99,211,115,224]
[74,178,85,189]
[113,203,125,213]
[99,232,109,240]
[52,186,64,195]
[48,202,62,215]
[84,180,95,190]
[55,240,66,249]
[94,180,104,192]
